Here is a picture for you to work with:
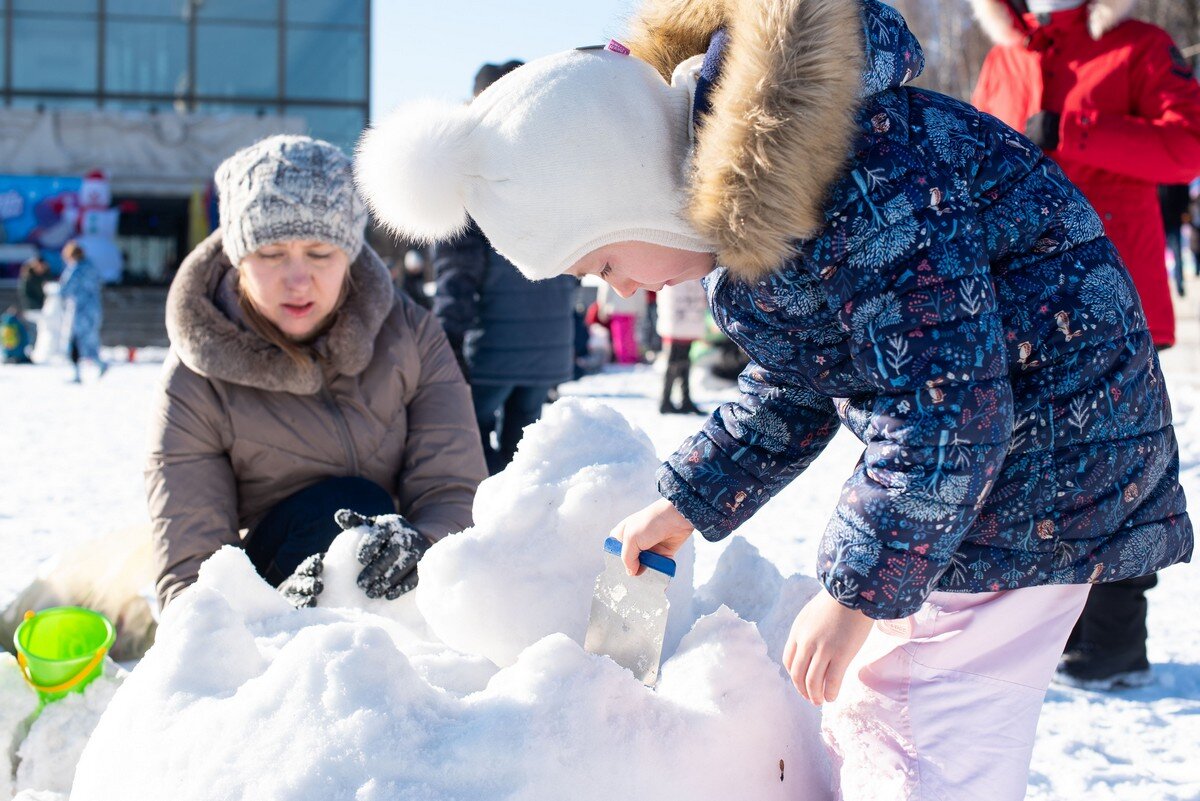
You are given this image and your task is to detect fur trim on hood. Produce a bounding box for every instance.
[969,0,1137,45]
[625,0,865,279]
[166,231,396,395]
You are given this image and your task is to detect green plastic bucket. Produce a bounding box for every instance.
[14,606,115,703]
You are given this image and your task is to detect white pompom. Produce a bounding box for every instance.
[354,99,475,242]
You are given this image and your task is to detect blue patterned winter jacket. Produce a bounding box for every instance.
[630,0,1193,619]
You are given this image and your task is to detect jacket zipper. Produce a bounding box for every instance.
[319,374,360,476]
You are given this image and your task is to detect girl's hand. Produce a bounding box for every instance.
[611,498,695,576]
[782,591,875,706]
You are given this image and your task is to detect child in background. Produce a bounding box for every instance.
[355,1,1192,796]
[655,279,707,414]
[597,282,645,365]
[1,308,32,364]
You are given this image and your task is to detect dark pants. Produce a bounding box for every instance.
[472,383,552,475]
[661,340,694,408]
[242,476,395,586]
[1065,572,1158,659]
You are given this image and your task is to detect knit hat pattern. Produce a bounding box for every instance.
[216,135,368,266]
[354,48,713,281]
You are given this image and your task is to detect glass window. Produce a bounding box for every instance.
[9,96,100,109]
[285,27,365,101]
[195,23,278,98]
[106,0,187,18]
[285,104,365,152]
[195,101,281,116]
[11,16,99,93]
[286,0,366,26]
[104,98,187,113]
[195,0,278,21]
[1,16,6,93]
[14,0,97,12]
[106,19,189,96]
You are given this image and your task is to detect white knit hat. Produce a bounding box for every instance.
[354,47,712,280]
[216,135,368,266]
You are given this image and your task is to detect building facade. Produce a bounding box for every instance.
[0,0,371,284]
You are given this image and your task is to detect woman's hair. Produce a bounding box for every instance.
[234,257,355,366]
[62,241,84,262]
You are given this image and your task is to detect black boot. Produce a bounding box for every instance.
[1055,574,1156,690]
[676,355,703,414]
[660,360,681,414]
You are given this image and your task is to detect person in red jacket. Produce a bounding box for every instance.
[972,0,1200,691]
[972,0,1200,349]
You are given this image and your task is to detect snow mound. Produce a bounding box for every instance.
[417,398,695,667]
[67,399,831,799]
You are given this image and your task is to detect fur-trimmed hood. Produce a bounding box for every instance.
[625,0,924,279]
[969,0,1137,45]
[166,231,395,395]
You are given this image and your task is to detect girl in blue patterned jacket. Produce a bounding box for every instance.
[356,0,1192,795]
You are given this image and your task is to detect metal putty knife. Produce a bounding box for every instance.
[583,536,676,687]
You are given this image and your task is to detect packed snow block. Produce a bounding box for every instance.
[0,654,39,799]
[416,398,696,667]
[66,402,833,799]
[12,791,67,801]
[14,670,123,797]
[321,527,499,694]
[696,537,822,662]
[318,523,434,633]
[71,547,829,800]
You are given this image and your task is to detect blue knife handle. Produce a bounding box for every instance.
[603,536,676,578]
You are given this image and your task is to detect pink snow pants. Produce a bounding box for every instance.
[609,314,639,364]
[821,583,1091,801]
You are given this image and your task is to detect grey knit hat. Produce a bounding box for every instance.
[215,135,368,265]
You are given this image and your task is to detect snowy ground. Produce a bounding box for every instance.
[3,331,1200,798]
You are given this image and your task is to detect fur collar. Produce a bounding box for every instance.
[625,0,865,279]
[969,0,1137,45]
[166,231,396,395]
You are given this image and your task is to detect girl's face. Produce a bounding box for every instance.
[567,242,716,297]
[239,240,351,340]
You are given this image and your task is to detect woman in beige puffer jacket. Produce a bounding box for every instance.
[146,135,487,609]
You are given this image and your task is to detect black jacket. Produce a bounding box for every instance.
[432,222,577,386]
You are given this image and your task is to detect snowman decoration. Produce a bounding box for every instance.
[76,169,123,285]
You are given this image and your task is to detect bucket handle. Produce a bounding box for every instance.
[15,611,110,696]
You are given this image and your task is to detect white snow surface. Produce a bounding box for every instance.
[68,399,828,800]
[2,356,1199,799]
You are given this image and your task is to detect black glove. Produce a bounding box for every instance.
[335,509,432,600]
[1025,111,1061,152]
[278,553,324,609]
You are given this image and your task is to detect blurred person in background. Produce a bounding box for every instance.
[147,135,486,611]
[1190,182,1200,272]
[641,290,662,360]
[1,306,32,364]
[596,281,646,365]
[655,279,707,415]
[18,256,49,315]
[59,241,108,382]
[432,60,578,475]
[1159,184,1190,296]
[400,249,431,308]
[971,0,1200,348]
[972,0,1200,690]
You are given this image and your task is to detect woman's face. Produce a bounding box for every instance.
[239,240,351,340]
[567,242,716,297]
